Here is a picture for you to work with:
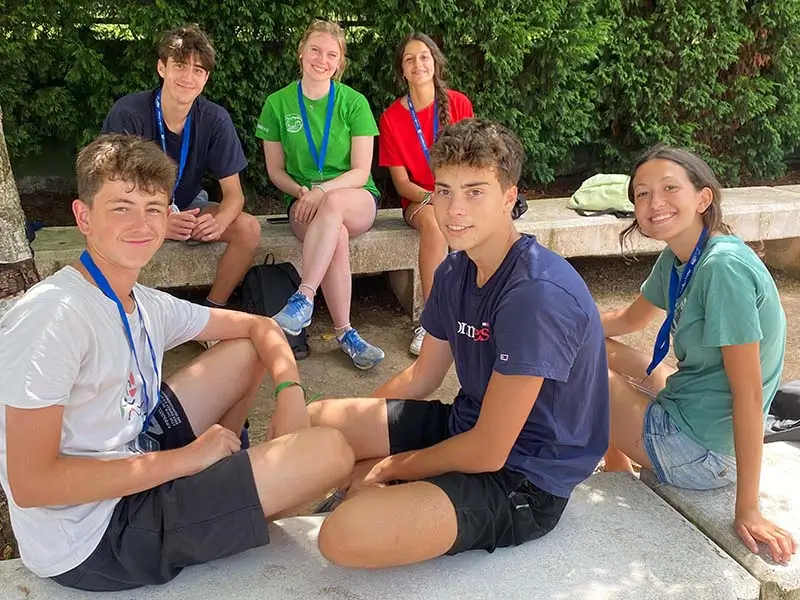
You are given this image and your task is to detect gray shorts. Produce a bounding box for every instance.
[50,383,269,592]
[181,190,219,246]
[183,189,216,212]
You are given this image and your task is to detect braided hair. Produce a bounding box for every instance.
[393,32,450,136]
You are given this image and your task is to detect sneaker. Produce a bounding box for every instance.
[312,488,346,514]
[196,339,219,351]
[273,292,313,336]
[338,328,385,370]
[409,326,426,356]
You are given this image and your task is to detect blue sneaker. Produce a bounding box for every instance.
[273,292,313,336]
[338,328,385,370]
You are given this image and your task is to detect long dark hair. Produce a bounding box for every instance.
[620,145,732,254]
[393,32,450,134]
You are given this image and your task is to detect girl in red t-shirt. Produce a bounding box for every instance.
[379,33,474,355]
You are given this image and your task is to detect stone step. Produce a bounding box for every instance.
[641,441,800,600]
[0,473,759,600]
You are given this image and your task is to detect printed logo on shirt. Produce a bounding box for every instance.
[671,296,689,336]
[456,321,491,342]
[120,371,144,423]
[285,114,303,134]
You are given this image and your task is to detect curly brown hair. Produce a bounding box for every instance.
[430,118,524,190]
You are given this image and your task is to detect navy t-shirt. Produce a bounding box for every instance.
[420,235,609,498]
[101,89,248,210]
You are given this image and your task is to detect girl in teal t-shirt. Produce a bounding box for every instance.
[255,20,384,370]
[601,146,795,564]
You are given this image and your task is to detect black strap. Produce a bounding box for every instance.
[573,207,635,219]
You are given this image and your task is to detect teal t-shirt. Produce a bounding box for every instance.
[641,235,786,455]
[255,81,380,206]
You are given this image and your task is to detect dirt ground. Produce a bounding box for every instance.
[2,256,800,562]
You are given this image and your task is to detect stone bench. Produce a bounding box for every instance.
[32,211,424,317]
[0,473,760,600]
[29,185,800,319]
[641,441,800,600]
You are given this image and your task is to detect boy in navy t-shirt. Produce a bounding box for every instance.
[102,24,260,309]
[309,118,610,567]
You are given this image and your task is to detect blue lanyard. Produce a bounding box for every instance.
[79,251,160,429]
[297,80,335,178]
[154,89,192,205]
[646,227,709,375]
[407,93,439,164]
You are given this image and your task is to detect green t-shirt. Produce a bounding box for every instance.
[641,235,786,455]
[255,81,380,206]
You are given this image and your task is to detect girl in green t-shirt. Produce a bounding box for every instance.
[601,146,795,564]
[256,20,384,370]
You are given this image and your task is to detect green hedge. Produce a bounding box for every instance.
[594,0,800,181]
[2,1,800,200]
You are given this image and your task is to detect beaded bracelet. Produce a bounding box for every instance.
[409,191,433,221]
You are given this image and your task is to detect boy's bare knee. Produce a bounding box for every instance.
[310,426,355,478]
[318,506,363,566]
[228,212,261,250]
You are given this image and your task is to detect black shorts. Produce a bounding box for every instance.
[51,383,269,592]
[387,399,569,555]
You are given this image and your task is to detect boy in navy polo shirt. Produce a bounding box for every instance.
[308,118,610,567]
[102,24,261,309]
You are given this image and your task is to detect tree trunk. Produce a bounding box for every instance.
[0,104,40,318]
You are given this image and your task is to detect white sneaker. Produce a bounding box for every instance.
[410,326,426,356]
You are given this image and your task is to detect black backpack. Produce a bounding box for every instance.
[239,254,310,360]
[764,380,800,443]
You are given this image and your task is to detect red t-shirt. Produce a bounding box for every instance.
[379,89,474,210]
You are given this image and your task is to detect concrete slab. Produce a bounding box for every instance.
[775,185,800,197]
[641,442,800,600]
[0,473,759,600]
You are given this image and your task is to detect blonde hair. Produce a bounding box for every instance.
[297,20,347,80]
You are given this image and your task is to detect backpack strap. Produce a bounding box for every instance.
[573,208,635,219]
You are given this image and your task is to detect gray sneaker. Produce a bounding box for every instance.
[312,488,346,514]
[338,328,385,370]
[273,291,313,336]
[409,326,426,356]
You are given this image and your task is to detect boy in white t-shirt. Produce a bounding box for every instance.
[0,134,354,591]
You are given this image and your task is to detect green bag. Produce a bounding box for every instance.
[566,174,634,218]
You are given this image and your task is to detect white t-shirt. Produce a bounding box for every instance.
[0,267,209,577]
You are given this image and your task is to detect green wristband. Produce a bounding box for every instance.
[274,380,304,399]
[273,380,319,405]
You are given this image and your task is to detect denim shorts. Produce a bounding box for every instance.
[643,401,737,490]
